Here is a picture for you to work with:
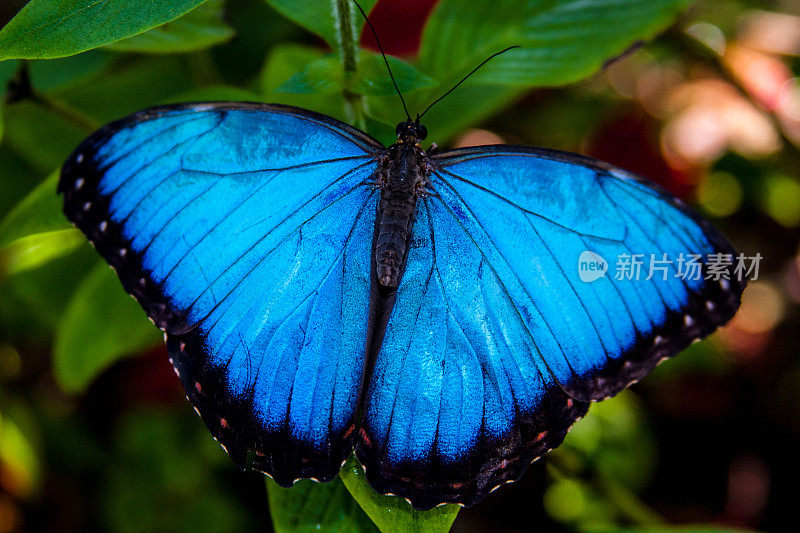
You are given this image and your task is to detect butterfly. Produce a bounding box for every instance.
[59,99,745,510]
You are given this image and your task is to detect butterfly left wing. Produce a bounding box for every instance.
[356,145,744,509]
[60,102,382,485]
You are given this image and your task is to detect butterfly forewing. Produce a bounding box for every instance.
[60,102,383,485]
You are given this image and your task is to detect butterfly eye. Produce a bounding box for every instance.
[395,123,404,136]
[417,124,427,140]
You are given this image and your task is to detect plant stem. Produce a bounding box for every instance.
[333,0,366,129]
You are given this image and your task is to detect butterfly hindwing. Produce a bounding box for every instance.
[60,102,382,484]
[355,146,744,508]
[357,200,589,509]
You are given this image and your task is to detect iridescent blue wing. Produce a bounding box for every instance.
[60,103,382,484]
[356,145,744,509]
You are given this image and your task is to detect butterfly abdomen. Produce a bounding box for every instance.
[375,190,416,287]
[374,142,429,288]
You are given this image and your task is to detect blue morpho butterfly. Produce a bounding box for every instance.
[58,40,745,510]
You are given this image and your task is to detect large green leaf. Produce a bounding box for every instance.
[418,0,693,87]
[263,0,378,48]
[267,477,379,533]
[394,0,693,143]
[0,0,211,60]
[339,456,459,533]
[53,263,162,392]
[106,0,234,54]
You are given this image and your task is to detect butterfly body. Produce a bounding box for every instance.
[374,123,431,288]
[60,102,745,510]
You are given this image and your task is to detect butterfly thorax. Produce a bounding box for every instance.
[374,130,430,288]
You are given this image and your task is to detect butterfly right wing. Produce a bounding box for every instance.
[60,103,381,484]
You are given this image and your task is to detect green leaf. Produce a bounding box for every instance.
[418,0,693,87]
[53,263,162,392]
[0,171,71,249]
[0,167,79,278]
[0,229,84,278]
[280,53,435,97]
[106,0,234,54]
[260,44,325,94]
[0,0,212,60]
[339,456,459,533]
[263,0,377,48]
[267,477,379,533]
[258,43,348,123]
[278,55,343,94]
[393,0,692,144]
[354,55,436,97]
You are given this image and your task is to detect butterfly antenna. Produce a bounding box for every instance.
[351,0,411,121]
[418,46,520,120]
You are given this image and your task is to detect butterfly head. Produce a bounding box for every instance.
[396,119,427,143]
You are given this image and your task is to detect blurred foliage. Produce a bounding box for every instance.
[101,408,254,533]
[0,0,797,531]
[53,264,163,393]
